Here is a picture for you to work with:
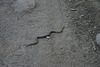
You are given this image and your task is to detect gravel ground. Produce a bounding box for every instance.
[0,0,100,67]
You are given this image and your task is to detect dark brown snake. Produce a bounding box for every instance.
[26,26,65,46]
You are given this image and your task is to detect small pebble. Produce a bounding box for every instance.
[46,36,50,39]
[94,26,96,29]
[80,15,84,17]
[60,46,63,49]
[70,9,76,11]
[66,14,69,17]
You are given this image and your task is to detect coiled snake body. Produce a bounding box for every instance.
[26,26,65,46]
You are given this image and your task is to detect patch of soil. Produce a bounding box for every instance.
[69,0,100,56]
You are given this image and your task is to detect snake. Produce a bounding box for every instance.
[26,26,65,46]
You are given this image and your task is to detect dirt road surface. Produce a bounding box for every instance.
[0,0,100,67]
